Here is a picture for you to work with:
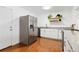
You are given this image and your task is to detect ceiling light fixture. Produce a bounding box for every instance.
[42,6,52,10]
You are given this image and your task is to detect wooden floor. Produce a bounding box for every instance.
[0,37,62,52]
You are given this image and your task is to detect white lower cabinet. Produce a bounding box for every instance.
[64,30,79,52]
[64,39,73,52]
[41,28,79,52]
[41,29,62,40]
[58,30,62,40]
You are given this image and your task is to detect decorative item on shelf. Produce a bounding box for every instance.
[48,14,62,22]
[56,14,62,21]
[48,14,52,21]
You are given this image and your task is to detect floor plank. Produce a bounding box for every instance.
[0,37,62,52]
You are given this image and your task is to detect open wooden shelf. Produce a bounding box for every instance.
[49,18,61,22]
[51,18,59,19]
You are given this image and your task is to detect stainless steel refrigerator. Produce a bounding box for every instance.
[20,15,38,45]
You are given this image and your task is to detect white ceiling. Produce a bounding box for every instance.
[21,6,73,15]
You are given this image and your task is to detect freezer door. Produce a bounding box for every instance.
[33,17,38,41]
[20,16,29,45]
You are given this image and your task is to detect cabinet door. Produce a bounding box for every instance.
[64,30,74,52]
[64,40,72,52]
[64,30,79,52]
[41,29,58,39]
[41,29,47,37]
[0,7,12,50]
[73,31,79,51]
[33,17,38,36]
[58,30,62,40]
[47,29,58,39]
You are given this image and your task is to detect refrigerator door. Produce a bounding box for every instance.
[20,15,37,45]
[33,17,38,40]
[20,16,29,45]
[28,15,35,44]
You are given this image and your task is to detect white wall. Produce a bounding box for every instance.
[0,7,12,49]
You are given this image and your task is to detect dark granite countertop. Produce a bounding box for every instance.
[36,26,79,31]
